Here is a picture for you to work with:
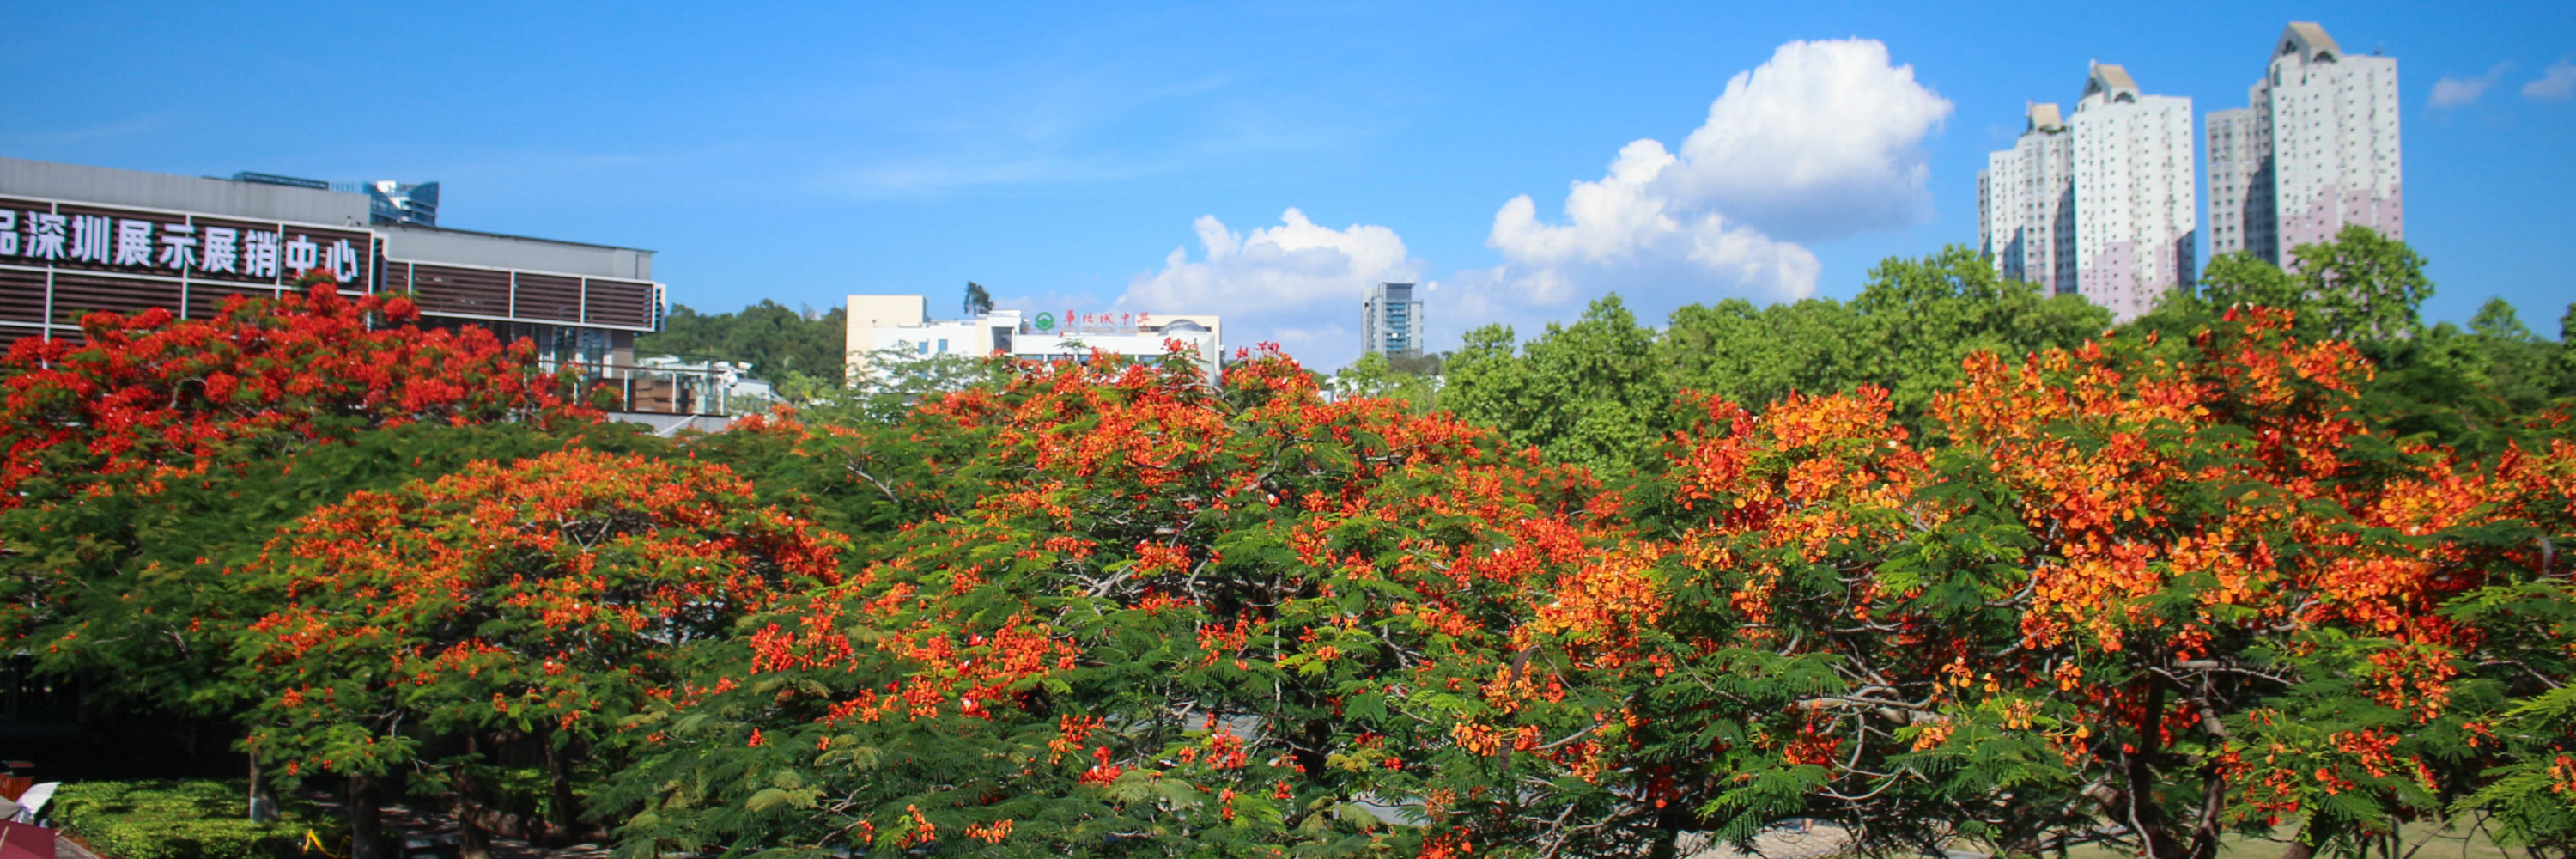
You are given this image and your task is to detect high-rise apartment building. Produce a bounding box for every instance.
[1980,64,2194,321]
[2069,62,2196,320]
[2208,22,2401,265]
[1362,282,1422,356]
[1979,103,2075,295]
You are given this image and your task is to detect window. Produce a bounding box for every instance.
[937,338,949,353]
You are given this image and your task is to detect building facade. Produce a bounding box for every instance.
[2069,62,2196,321]
[2208,21,2402,265]
[845,294,1223,384]
[1978,103,2075,295]
[1979,64,2194,322]
[0,157,738,418]
[1362,282,1423,356]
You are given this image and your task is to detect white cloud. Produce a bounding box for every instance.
[2526,58,2576,101]
[1485,139,1823,302]
[1116,208,1421,366]
[1477,38,1943,324]
[1666,39,1954,241]
[2431,63,2510,108]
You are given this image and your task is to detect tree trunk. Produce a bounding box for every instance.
[2126,681,2181,859]
[455,733,495,859]
[349,772,394,859]
[543,733,581,844]
[246,755,279,822]
[1647,826,1679,859]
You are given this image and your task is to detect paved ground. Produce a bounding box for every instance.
[53,832,104,859]
[1678,820,1858,859]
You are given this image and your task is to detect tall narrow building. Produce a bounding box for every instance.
[1362,282,1423,356]
[2208,22,2402,265]
[2069,62,2196,320]
[1980,64,2194,321]
[1979,103,2075,295]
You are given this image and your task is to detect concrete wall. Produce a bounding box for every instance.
[378,223,653,280]
[844,295,930,383]
[0,156,370,225]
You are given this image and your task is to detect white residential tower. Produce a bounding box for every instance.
[1979,103,2075,295]
[1980,63,2195,321]
[2069,62,2196,320]
[2207,21,2402,266]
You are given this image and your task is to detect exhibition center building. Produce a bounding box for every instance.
[0,157,740,420]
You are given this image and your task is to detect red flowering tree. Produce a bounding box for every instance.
[599,315,2574,859]
[0,274,595,717]
[604,348,1680,857]
[1629,308,2576,859]
[235,447,844,859]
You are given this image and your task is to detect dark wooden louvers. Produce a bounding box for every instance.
[0,269,45,323]
[49,274,182,324]
[511,273,583,323]
[581,278,655,328]
[409,265,512,317]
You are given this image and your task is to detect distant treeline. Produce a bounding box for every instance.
[635,299,846,383]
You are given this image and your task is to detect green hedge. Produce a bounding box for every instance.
[46,780,304,859]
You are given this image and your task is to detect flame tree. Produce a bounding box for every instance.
[0,275,592,722]
[599,315,2573,859]
[234,448,845,859]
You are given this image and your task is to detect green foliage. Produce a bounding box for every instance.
[1445,295,1677,474]
[2183,225,2433,344]
[1838,245,2111,421]
[9,421,584,717]
[48,780,307,859]
[1444,246,2110,472]
[637,300,848,382]
[1328,351,1444,414]
[824,347,1012,423]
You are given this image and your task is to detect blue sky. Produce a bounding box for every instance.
[6,1,2571,369]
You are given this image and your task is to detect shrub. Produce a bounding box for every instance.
[46,780,303,859]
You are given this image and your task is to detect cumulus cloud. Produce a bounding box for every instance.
[1486,139,1822,302]
[2526,58,2576,101]
[1664,40,1955,241]
[1479,38,1947,320]
[2431,63,2510,107]
[1116,208,1422,365]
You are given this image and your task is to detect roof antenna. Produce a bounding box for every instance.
[2373,42,2384,55]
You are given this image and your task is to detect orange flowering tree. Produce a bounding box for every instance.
[1627,308,2576,859]
[0,274,594,717]
[594,320,2573,859]
[604,348,1697,857]
[234,447,844,856]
